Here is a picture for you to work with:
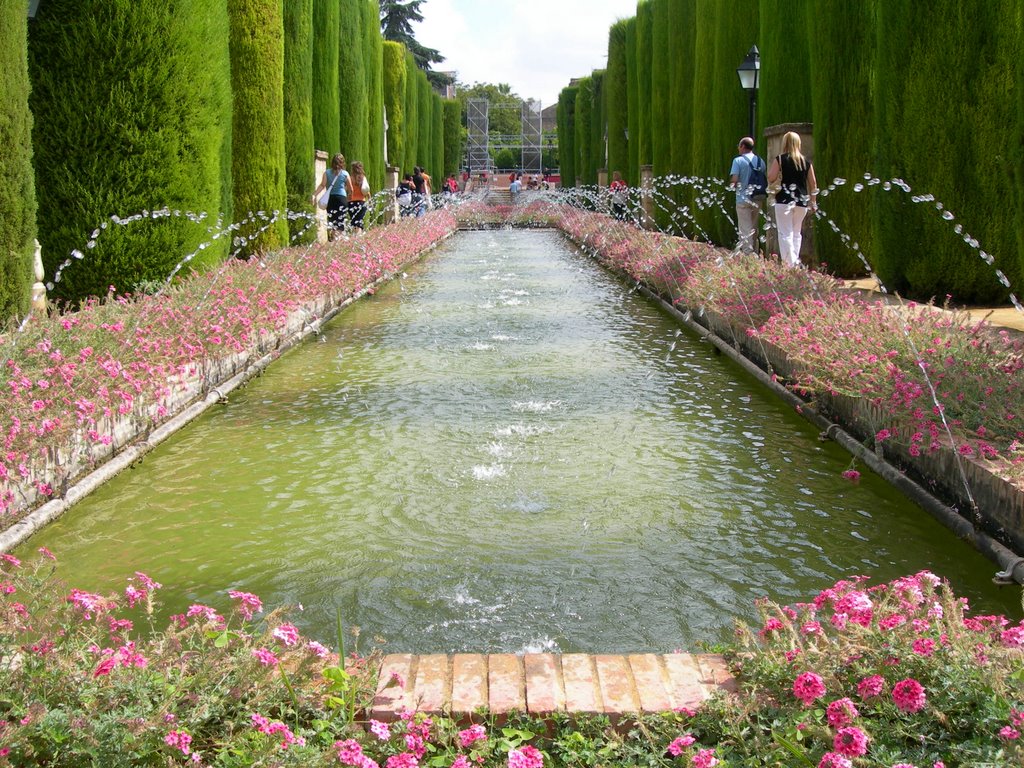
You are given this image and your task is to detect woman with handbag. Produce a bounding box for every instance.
[346,161,370,231]
[767,132,817,267]
[311,153,349,239]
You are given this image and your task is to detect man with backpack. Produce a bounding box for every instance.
[729,136,768,254]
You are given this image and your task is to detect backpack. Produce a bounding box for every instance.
[744,155,767,197]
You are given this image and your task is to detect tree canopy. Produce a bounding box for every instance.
[379,0,449,86]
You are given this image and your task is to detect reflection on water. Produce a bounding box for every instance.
[22,230,1020,653]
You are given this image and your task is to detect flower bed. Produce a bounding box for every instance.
[1,553,1020,766]
[0,212,457,526]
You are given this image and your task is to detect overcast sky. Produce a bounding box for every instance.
[413,0,639,109]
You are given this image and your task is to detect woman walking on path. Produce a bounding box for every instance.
[312,153,350,239]
[347,161,369,231]
[767,132,817,267]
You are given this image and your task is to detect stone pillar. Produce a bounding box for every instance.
[31,240,46,314]
[639,164,655,230]
[597,168,608,188]
[597,168,609,214]
[763,122,814,266]
[384,165,400,224]
[314,150,329,242]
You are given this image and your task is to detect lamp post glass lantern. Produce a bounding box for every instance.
[736,45,760,140]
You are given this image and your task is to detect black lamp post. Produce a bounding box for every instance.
[736,45,760,140]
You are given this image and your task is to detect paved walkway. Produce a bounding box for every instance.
[369,653,736,722]
[845,278,1024,333]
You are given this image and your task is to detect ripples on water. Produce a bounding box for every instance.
[24,230,1020,653]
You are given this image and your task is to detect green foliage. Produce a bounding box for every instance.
[625,17,640,186]
[431,93,444,180]
[574,78,593,185]
[557,86,578,188]
[311,0,340,155]
[283,0,316,243]
[382,41,407,171]
[605,20,630,185]
[0,0,35,321]
[635,2,654,177]
[339,0,369,167]
[808,0,876,277]
[589,70,607,181]
[228,0,289,255]
[28,0,232,302]
[757,0,812,134]
[872,0,1021,303]
[379,0,444,74]
[667,0,697,177]
[455,82,522,142]
[442,99,462,177]
[403,51,419,172]
[362,0,386,191]
[416,70,432,171]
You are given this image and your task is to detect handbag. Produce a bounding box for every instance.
[317,187,330,209]
[361,177,370,195]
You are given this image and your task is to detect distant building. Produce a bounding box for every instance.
[435,72,457,99]
[541,103,558,134]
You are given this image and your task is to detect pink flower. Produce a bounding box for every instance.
[841,469,860,483]
[336,739,365,765]
[369,719,391,741]
[891,678,926,713]
[164,730,192,756]
[667,734,696,755]
[272,623,300,646]
[817,754,852,768]
[458,724,487,748]
[999,726,1020,741]
[37,547,56,561]
[833,726,869,757]
[793,671,826,706]
[228,590,263,620]
[826,698,859,728]
[691,748,718,768]
[252,648,279,666]
[450,757,471,768]
[1001,626,1024,648]
[307,640,330,658]
[857,675,886,701]
[911,638,936,657]
[93,657,117,678]
[386,754,419,768]
[507,744,544,768]
[186,604,222,624]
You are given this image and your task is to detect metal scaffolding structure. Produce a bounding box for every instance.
[466,98,491,173]
[520,99,543,175]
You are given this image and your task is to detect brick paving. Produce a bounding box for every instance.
[369,653,736,722]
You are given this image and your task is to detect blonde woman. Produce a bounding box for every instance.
[312,153,349,238]
[767,132,818,267]
[346,161,369,230]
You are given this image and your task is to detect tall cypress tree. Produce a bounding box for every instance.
[431,94,444,182]
[283,0,315,240]
[382,41,407,171]
[29,0,232,301]
[872,0,1020,302]
[590,70,607,182]
[557,86,578,188]
[758,0,812,135]
[443,99,462,177]
[574,77,593,185]
[312,0,340,155]
[624,17,640,186]
[1,0,35,319]
[668,0,696,178]
[362,0,385,190]
[635,2,654,176]
[605,21,630,185]
[229,0,289,254]
[650,0,672,180]
[809,0,877,276]
[339,0,368,164]
[403,51,419,171]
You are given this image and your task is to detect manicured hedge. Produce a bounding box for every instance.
[283,0,315,241]
[808,0,877,277]
[557,86,578,188]
[635,2,653,180]
[431,93,444,183]
[605,21,629,185]
[29,0,232,301]
[362,0,385,191]
[311,0,340,155]
[382,41,407,173]
[229,0,289,254]
[443,99,462,177]
[0,0,35,320]
[403,51,419,172]
[574,78,593,186]
[757,0,812,140]
[339,0,368,168]
[624,16,640,186]
[872,0,1021,303]
[589,70,606,182]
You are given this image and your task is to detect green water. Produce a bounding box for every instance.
[22,229,1020,653]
